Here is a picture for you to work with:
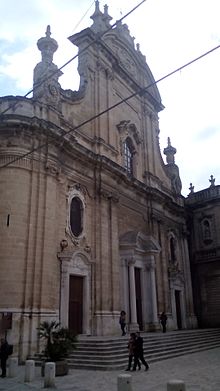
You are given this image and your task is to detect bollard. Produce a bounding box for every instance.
[44,362,55,388]
[167,380,186,391]
[24,360,35,382]
[8,357,18,378]
[118,374,132,391]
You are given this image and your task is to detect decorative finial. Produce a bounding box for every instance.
[37,26,58,63]
[46,25,51,38]
[163,137,176,165]
[209,175,215,188]
[90,0,111,32]
[103,3,112,24]
[33,26,62,105]
[189,183,194,194]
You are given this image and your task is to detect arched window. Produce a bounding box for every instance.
[124,138,134,175]
[70,197,83,237]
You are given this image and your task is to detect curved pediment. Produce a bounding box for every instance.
[103,27,163,111]
[120,231,161,253]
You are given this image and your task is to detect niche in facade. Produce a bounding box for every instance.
[202,219,213,245]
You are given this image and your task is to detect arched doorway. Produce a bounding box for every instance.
[120,231,161,331]
[58,251,92,335]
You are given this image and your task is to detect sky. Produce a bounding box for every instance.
[0,0,219,196]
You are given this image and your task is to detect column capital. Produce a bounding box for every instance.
[127,257,135,266]
[146,256,156,270]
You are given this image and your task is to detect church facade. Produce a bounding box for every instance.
[0,2,198,361]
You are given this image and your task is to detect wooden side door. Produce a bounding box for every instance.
[69,275,83,334]
[175,290,182,330]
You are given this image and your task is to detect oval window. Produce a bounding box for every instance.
[70,197,83,237]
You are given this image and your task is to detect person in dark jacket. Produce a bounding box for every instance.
[0,338,9,378]
[119,311,126,336]
[160,312,168,333]
[125,333,141,371]
[133,332,149,371]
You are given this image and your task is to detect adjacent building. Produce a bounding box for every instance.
[186,179,220,328]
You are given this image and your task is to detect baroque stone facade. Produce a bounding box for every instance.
[0,2,198,361]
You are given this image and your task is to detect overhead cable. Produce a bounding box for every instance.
[0,43,219,170]
[0,0,147,118]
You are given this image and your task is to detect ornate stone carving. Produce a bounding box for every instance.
[67,182,89,199]
[99,188,119,202]
[72,256,88,272]
[33,26,62,109]
[60,239,68,251]
[168,265,184,286]
[45,160,61,177]
[116,120,142,150]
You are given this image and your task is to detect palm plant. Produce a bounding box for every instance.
[38,321,77,361]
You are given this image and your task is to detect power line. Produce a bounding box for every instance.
[1,43,219,170]
[0,0,147,118]
[71,1,95,34]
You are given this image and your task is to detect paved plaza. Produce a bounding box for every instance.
[0,348,220,391]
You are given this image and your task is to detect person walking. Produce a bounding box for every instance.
[119,310,126,336]
[133,332,149,371]
[125,333,140,371]
[0,338,9,378]
[160,312,168,333]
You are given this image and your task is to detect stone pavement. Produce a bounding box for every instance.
[1,348,220,391]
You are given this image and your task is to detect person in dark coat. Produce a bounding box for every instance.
[160,312,168,333]
[119,311,126,336]
[0,338,9,378]
[125,333,141,371]
[133,332,149,371]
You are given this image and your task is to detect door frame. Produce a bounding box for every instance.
[59,251,92,334]
[69,274,84,334]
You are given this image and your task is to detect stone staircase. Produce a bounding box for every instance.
[67,328,220,370]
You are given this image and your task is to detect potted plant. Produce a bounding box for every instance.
[38,320,77,376]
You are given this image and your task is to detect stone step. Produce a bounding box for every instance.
[68,344,220,370]
[69,340,220,364]
[72,333,220,355]
[71,330,220,352]
[75,329,220,349]
[67,328,220,370]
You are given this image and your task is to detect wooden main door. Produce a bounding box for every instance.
[69,275,83,334]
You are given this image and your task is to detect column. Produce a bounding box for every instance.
[128,260,138,331]
[182,235,197,328]
[121,258,129,315]
[147,255,158,325]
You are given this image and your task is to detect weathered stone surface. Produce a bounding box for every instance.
[0,2,200,362]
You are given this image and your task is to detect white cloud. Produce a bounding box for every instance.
[0,0,220,196]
